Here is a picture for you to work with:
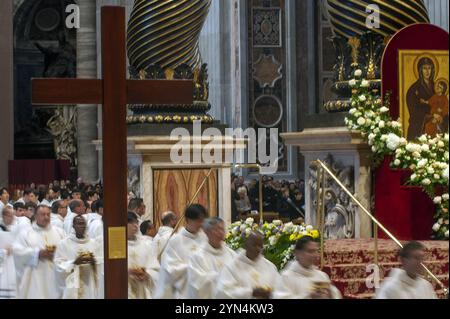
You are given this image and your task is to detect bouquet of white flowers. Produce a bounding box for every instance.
[345,70,449,240]
[225,219,320,270]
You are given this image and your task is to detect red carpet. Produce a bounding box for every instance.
[322,239,449,299]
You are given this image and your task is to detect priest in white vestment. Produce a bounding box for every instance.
[13,205,65,299]
[154,204,207,299]
[127,213,159,299]
[50,200,68,233]
[376,241,437,299]
[85,199,103,228]
[153,211,178,258]
[140,220,157,247]
[63,200,87,235]
[0,188,12,214]
[187,218,235,299]
[214,232,281,299]
[11,202,35,236]
[0,207,17,299]
[87,200,103,240]
[275,236,341,299]
[55,215,104,299]
[128,198,146,226]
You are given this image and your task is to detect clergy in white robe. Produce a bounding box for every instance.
[128,198,146,226]
[86,200,103,240]
[54,215,104,299]
[10,203,33,236]
[127,213,159,299]
[275,236,341,299]
[15,189,38,205]
[153,211,178,258]
[63,200,87,235]
[187,218,235,299]
[1,206,16,232]
[0,207,17,299]
[88,218,103,240]
[86,199,103,227]
[376,241,437,299]
[50,200,68,233]
[13,205,65,299]
[0,188,12,214]
[214,232,280,299]
[140,220,157,247]
[154,204,207,299]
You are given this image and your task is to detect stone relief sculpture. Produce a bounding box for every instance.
[46,107,77,166]
[34,31,77,167]
[309,154,356,239]
[35,31,76,78]
[127,164,141,199]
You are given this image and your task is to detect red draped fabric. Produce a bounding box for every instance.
[8,160,70,187]
[377,24,449,240]
[374,158,435,240]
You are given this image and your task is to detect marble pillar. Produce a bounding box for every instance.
[77,0,99,183]
[282,128,373,238]
[424,0,449,31]
[199,0,231,123]
[230,0,249,130]
[95,0,134,179]
[0,0,14,187]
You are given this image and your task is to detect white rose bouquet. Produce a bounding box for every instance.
[345,71,449,239]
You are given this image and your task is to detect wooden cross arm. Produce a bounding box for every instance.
[32,79,102,105]
[126,79,193,105]
[32,78,194,106]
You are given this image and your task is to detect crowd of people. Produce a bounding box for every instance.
[0,180,439,300]
[231,174,306,222]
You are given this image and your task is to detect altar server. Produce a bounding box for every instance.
[55,215,104,299]
[154,204,207,299]
[214,231,280,299]
[275,236,341,299]
[186,217,235,299]
[0,207,17,299]
[376,241,437,299]
[127,213,159,299]
[13,205,65,299]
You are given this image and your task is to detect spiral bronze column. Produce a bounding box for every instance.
[323,0,430,112]
[126,0,213,124]
[326,0,429,38]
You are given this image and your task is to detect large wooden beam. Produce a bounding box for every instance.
[126,79,193,105]
[101,6,128,299]
[32,79,103,105]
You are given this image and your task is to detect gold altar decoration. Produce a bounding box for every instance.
[323,0,430,113]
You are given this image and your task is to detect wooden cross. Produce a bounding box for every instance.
[31,6,193,299]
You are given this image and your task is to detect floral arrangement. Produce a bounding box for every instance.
[225,218,320,270]
[345,70,449,239]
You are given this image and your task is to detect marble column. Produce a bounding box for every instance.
[0,0,14,187]
[230,0,248,130]
[95,0,134,180]
[199,0,233,123]
[424,0,449,31]
[77,0,99,183]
